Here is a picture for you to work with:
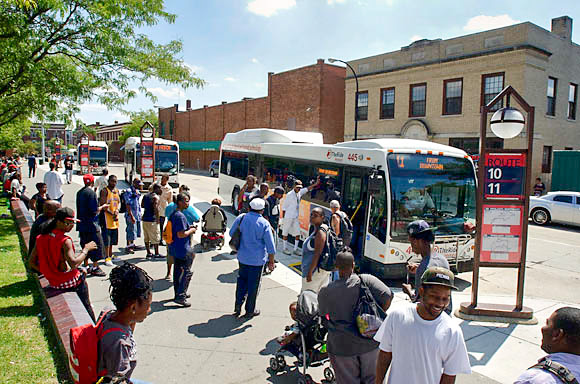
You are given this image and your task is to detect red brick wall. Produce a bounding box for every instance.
[320,65,346,144]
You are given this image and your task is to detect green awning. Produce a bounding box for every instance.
[179,140,221,151]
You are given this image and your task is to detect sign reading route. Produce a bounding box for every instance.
[480,204,524,263]
[484,153,526,200]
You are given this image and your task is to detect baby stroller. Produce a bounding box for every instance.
[269,290,336,384]
[201,204,227,250]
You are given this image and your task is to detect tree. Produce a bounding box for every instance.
[0,0,204,131]
[118,109,158,144]
[0,118,31,150]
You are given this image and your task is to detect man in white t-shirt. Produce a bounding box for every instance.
[514,306,580,384]
[374,267,471,384]
[280,178,319,255]
[43,162,65,203]
[94,168,109,195]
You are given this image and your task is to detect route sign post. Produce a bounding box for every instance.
[79,135,90,174]
[458,86,535,322]
[140,121,155,186]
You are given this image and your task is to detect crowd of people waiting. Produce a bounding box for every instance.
[2,155,580,384]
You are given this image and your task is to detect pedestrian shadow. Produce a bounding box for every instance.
[187,314,251,338]
[212,252,236,262]
[460,320,516,367]
[266,366,307,384]
[149,299,185,314]
[0,280,33,298]
[259,338,280,356]
[217,270,238,284]
[151,278,173,293]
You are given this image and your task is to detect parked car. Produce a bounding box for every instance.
[529,191,580,226]
[209,160,219,177]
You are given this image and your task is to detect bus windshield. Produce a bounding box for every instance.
[89,148,107,166]
[388,153,476,240]
[156,151,178,174]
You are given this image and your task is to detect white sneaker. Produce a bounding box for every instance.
[105,258,114,267]
[293,248,301,256]
[283,248,292,255]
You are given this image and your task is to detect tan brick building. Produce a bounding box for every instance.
[344,16,579,189]
[158,59,345,170]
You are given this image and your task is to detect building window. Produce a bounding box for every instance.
[160,122,165,136]
[547,77,557,116]
[380,88,395,119]
[169,120,174,136]
[409,83,426,117]
[443,78,463,115]
[356,91,368,121]
[449,137,479,155]
[568,83,577,120]
[542,146,552,173]
[482,73,504,111]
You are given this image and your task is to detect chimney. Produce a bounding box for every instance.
[317,58,324,65]
[203,105,208,108]
[95,122,100,126]
[221,101,227,105]
[174,103,179,112]
[114,120,118,124]
[551,16,572,41]
[186,99,192,110]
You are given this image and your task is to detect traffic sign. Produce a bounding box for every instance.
[484,153,526,199]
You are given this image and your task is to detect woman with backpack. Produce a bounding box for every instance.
[97,262,153,383]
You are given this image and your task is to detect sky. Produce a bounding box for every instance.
[77,0,580,126]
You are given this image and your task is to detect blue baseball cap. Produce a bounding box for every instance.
[407,220,432,237]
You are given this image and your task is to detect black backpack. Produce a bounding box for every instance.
[317,224,344,271]
[354,276,386,339]
[119,190,127,214]
[334,211,353,247]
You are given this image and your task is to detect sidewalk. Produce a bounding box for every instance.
[23,163,570,383]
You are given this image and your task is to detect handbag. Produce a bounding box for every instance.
[228,214,245,251]
[354,277,386,339]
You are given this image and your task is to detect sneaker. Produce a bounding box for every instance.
[146,253,153,259]
[90,267,106,277]
[127,246,135,254]
[186,293,191,299]
[293,249,301,256]
[283,249,292,255]
[233,307,241,317]
[105,258,114,267]
[243,309,260,318]
[174,299,191,307]
[153,254,166,259]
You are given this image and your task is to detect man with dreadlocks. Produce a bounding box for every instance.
[97,262,153,383]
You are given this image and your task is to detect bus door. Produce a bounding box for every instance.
[364,171,388,264]
[342,167,368,261]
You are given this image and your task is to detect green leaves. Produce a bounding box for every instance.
[118,109,158,144]
[0,0,203,144]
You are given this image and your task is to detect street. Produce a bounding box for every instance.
[21,162,580,383]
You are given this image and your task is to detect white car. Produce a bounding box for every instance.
[529,191,580,226]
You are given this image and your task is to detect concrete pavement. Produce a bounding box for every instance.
[20,162,578,383]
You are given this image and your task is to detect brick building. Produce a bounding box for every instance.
[344,16,579,189]
[95,121,131,162]
[27,123,73,144]
[158,59,345,169]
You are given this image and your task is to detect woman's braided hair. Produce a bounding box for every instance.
[109,262,153,311]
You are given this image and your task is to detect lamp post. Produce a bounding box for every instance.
[458,85,535,322]
[328,58,359,141]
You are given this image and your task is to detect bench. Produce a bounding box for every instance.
[10,200,93,381]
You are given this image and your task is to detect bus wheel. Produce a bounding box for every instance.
[231,189,240,215]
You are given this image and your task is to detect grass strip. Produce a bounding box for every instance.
[0,198,71,383]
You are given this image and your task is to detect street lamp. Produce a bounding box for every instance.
[328,58,359,141]
[490,107,525,139]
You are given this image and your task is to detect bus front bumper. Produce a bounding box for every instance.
[361,257,408,280]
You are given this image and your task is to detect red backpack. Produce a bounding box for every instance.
[69,311,127,384]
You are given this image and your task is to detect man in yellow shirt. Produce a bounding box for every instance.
[99,175,121,266]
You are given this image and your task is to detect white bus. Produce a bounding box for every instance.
[76,141,108,174]
[123,137,180,187]
[218,129,477,279]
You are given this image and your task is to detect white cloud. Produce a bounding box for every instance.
[463,15,520,33]
[79,103,108,112]
[148,87,182,99]
[410,35,423,43]
[224,77,237,82]
[251,58,259,64]
[247,0,296,17]
[327,0,346,4]
[208,82,221,88]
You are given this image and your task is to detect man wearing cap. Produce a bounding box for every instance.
[29,207,99,321]
[374,267,471,384]
[514,307,580,383]
[76,174,109,276]
[28,200,60,259]
[230,197,276,318]
[402,220,453,315]
[281,178,320,255]
[266,186,285,232]
[124,178,143,254]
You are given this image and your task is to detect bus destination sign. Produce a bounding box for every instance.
[484,153,526,200]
